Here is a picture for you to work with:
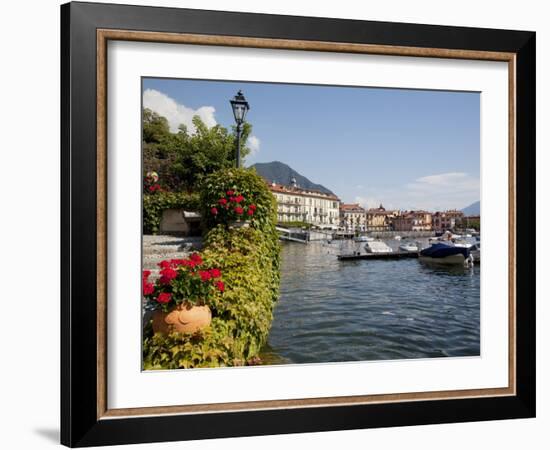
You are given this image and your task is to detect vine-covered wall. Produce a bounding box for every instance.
[143,169,281,369]
[142,191,200,235]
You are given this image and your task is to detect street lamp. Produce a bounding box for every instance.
[230,90,250,168]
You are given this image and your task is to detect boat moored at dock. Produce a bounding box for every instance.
[399,242,419,252]
[365,240,393,253]
[354,235,374,242]
[419,243,473,266]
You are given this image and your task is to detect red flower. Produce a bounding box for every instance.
[159,267,178,284]
[218,198,227,205]
[216,281,225,292]
[211,207,218,215]
[249,204,257,211]
[158,260,172,269]
[229,196,236,203]
[190,253,203,265]
[234,195,244,203]
[170,259,185,266]
[142,270,151,280]
[199,270,211,281]
[234,206,244,215]
[226,190,234,196]
[142,282,154,296]
[209,268,222,278]
[157,292,172,304]
[148,186,155,192]
[247,209,254,216]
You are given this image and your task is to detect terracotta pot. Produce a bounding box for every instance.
[152,302,212,335]
[228,220,250,229]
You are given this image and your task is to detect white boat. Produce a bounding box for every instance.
[470,243,480,263]
[365,241,393,253]
[394,235,402,241]
[399,242,418,252]
[440,230,462,242]
[354,235,374,242]
[453,237,478,248]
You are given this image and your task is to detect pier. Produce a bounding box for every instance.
[337,251,419,261]
[276,227,333,244]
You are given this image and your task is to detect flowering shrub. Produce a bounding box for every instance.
[144,171,163,194]
[209,190,257,222]
[200,168,277,230]
[143,253,224,311]
[143,170,281,369]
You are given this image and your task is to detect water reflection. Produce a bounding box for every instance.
[261,239,480,364]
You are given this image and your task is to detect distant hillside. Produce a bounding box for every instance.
[250,161,335,195]
[461,201,480,216]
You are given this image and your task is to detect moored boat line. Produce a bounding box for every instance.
[336,236,480,265]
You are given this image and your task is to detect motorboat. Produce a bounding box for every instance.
[365,241,393,253]
[399,242,419,252]
[440,230,462,242]
[453,236,478,248]
[354,235,374,242]
[394,235,402,241]
[419,242,473,266]
[470,243,480,263]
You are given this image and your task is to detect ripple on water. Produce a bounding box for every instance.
[263,241,480,364]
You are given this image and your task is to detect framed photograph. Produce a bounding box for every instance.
[61,1,536,447]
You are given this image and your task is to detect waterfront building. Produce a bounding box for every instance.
[432,210,465,231]
[393,210,433,232]
[340,203,367,232]
[460,215,481,231]
[268,179,341,229]
[365,204,399,231]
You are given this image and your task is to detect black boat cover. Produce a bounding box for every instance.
[420,243,470,259]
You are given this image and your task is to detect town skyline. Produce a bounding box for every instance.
[143,78,480,211]
[251,159,479,214]
[267,179,477,233]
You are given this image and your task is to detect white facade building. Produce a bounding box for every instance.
[340,203,367,232]
[269,181,340,229]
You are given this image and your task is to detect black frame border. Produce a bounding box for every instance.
[61,2,536,447]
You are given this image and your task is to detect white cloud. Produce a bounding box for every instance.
[404,172,480,211]
[348,172,479,212]
[143,89,217,133]
[413,172,473,187]
[354,196,384,210]
[247,135,261,156]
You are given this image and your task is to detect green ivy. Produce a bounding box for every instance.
[142,191,200,234]
[143,170,281,369]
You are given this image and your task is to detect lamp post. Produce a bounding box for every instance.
[230,90,250,168]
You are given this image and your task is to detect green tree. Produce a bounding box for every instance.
[142,109,253,192]
[143,108,170,143]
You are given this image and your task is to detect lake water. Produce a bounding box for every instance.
[261,239,480,364]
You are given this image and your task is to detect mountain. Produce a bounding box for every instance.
[250,161,335,195]
[461,201,480,216]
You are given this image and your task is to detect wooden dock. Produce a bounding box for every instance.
[337,251,419,261]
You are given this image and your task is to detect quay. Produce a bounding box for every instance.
[277,227,435,244]
[337,251,419,261]
[276,226,333,244]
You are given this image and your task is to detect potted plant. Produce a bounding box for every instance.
[209,190,257,228]
[143,252,225,335]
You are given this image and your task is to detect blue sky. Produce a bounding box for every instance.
[143,78,480,211]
